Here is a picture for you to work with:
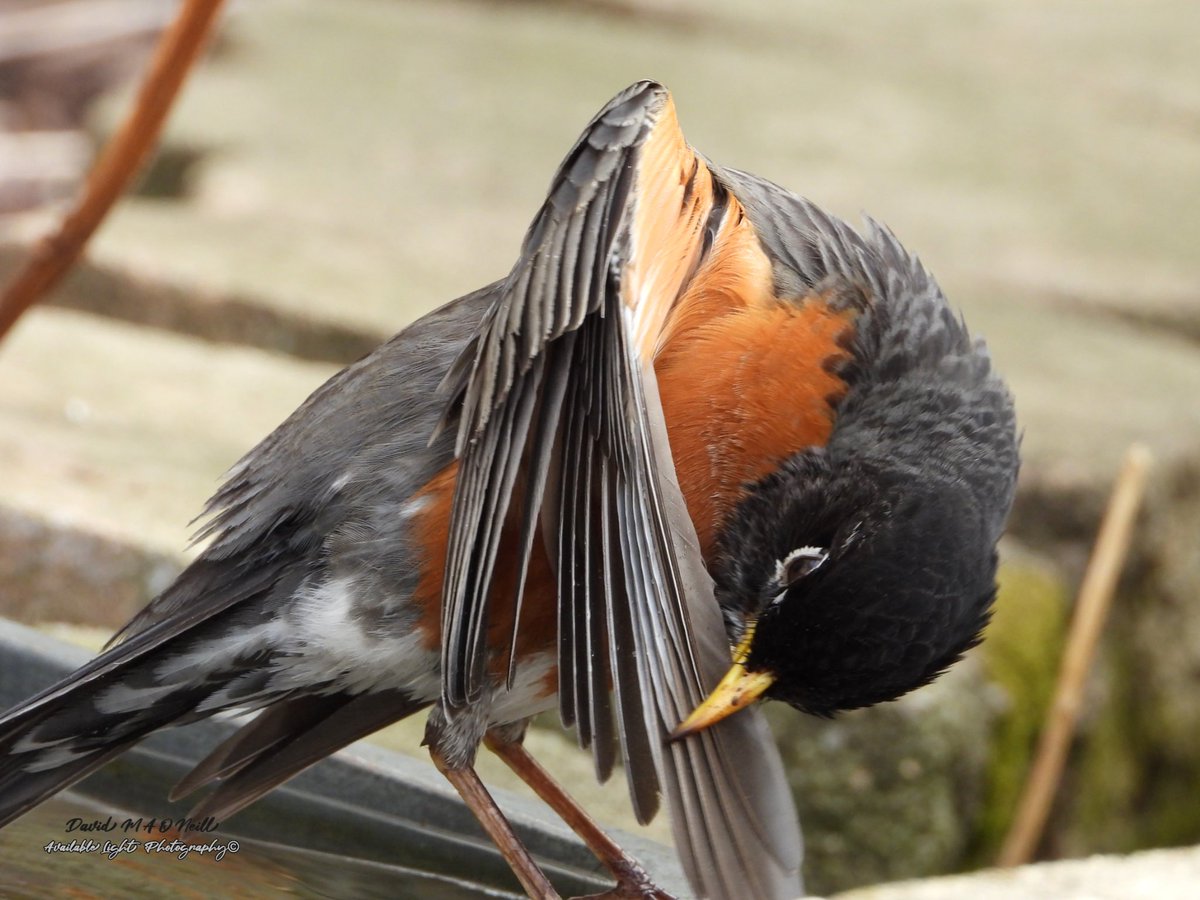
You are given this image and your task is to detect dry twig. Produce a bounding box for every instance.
[0,0,228,343]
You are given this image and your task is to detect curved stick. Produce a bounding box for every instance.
[0,0,228,343]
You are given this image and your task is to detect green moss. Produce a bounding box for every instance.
[969,557,1200,864]
[1072,586,1200,854]
[1134,766,1200,848]
[1067,622,1141,854]
[971,560,1069,860]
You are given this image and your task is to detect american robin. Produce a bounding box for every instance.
[0,81,1018,900]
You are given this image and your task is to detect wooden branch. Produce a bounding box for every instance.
[997,443,1152,868]
[0,0,229,343]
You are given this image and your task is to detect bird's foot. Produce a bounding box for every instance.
[571,863,675,899]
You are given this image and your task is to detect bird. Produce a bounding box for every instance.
[0,80,1018,899]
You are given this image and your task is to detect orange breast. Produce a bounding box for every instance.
[654,203,855,559]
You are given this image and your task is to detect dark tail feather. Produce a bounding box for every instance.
[0,737,145,829]
[0,610,278,829]
[0,677,247,830]
[170,692,354,801]
[0,674,221,830]
[184,689,428,821]
[0,664,226,829]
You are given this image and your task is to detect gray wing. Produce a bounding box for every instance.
[106,286,499,654]
[440,81,803,899]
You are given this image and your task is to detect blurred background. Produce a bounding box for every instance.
[1,0,1198,896]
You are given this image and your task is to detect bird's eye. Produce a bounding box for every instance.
[781,546,828,584]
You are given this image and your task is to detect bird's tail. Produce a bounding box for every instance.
[0,604,432,829]
[0,606,284,828]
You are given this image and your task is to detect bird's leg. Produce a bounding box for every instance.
[429,745,561,900]
[484,731,673,900]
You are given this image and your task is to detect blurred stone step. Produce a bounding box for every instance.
[6,0,1193,372]
[0,245,389,365]
[0,306,337,622]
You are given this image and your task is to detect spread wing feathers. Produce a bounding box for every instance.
[439,79,714,708]
[440,80,804,899]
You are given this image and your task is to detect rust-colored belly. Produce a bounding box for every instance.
[654,204,854,559]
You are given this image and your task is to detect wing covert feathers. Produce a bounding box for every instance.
[440,81,803,899]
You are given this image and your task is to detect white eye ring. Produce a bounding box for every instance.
[778,546,828,586]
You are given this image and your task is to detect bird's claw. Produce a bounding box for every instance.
[570,867,675,899]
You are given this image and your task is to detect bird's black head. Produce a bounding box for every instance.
[712,449,1000,718]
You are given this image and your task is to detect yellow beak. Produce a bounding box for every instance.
[670,623,776,740]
